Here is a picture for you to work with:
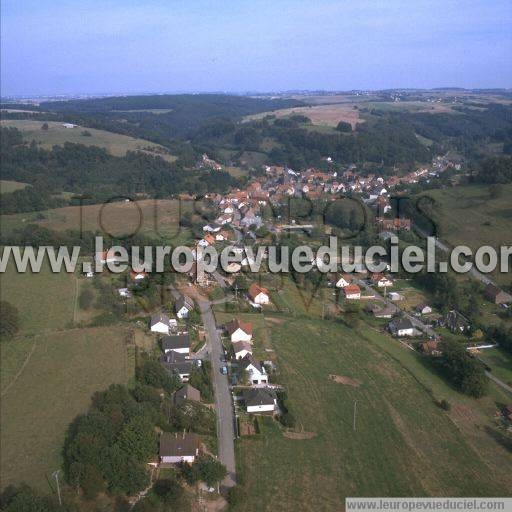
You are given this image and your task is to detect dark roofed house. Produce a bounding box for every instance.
[243,388,276,413]
[150,313,177,334]
[173,383,201,405]
[485,284,512,305]
[175,295,195,318]
[445,310,470,333]
[239,354,268,385]
[159,432,200,464]
[388,318,415,337]
[162,334,191,356]
[160,351,193,381]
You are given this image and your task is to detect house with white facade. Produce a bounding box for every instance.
[159,432,200,464]
[232,341,253,360]
[389,318,415,337]
[240,354,268,385]
[162,334,191,357]
[175,295,194,319]
[226,319,253,343]
[244,388,276,414]
[150,313,177,335]
[248,284,270,305]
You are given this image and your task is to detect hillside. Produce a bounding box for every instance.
[0,119,177,162]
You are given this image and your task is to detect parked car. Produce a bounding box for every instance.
[220,366,228,375]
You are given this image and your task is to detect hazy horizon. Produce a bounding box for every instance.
[2,0,511,97]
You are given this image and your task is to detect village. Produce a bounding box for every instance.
[85,150,512,504]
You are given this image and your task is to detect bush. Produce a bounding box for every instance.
[79,288,94,309]
[0,301,20,339]
[439,399,451,411]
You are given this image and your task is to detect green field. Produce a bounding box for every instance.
[0,257,76,334]
[0,258,133,490]
[234,318,512,511]
[0,326,131,490]
[421,184,512,285]
[0,180,28,194]
[477,347,512,387]
[0,119,176,162]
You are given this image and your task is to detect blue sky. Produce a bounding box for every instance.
[1,0,511,96]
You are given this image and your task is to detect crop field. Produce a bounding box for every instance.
[234,318,512,511]
[0,119,177,162]
[0,180,28,194]
[419,184,512,285]
[1,198,193,243]
[246,103,363,129]
[0,326,131,490]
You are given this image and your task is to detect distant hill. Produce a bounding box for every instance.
[29,94,305,142]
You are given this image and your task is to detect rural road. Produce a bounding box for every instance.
[197,298,236,491]
[414,227,495,286]
[485,371,512,396]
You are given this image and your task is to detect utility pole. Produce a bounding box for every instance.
[53,470,62,506]
[353,400,358,432]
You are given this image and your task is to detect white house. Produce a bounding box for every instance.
[62,123,77,129]
[389,318,415,337]
[248,284,270,305]
[162,334,191,356]
[377,276,393,287]
[244,388,276,414]
[233,341,253,360]
[159,432,200,464]
[226,319,253,343]
[150,313,176,335]
[118,288,131,298]
[416,304,432,315]
[175,295,194,319]
[240,354,268,385]
[130,270,148,281]
[335,274,353,288]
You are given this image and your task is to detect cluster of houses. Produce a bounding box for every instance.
[150,294,198,382]
[224,318,278,415]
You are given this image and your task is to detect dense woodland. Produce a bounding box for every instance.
[0,126,239,214]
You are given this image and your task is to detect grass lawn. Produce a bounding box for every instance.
[0,326,131,491]
[418,184,512,285]
[0,180,28,194]
[477,347,512,387]
[0,119,177,162]
[234,318,512,511]
[0,257,76,334]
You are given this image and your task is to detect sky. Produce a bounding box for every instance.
[1,0,512,96]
